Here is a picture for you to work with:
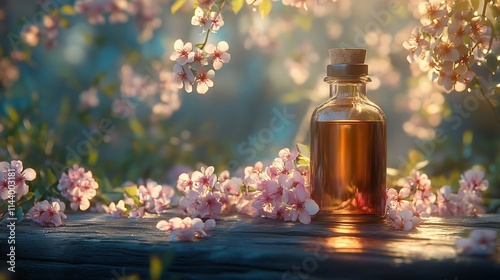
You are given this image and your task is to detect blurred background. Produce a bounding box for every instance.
[0,0,499,201]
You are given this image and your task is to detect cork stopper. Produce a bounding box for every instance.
[329,48,366,64]
[326,48,369,78]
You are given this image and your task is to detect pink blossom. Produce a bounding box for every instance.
[195,191,222,219]
[103,200,129,218]
[386,187,411,211]
[209,12,224,32]
[57,164,99,211]
[191,166,217,190]
[191,7,210,32]
[108,0,129,23]
[437,185,459,216]
[195,68,215,94]
[173,64,194,93]
[252,180,283,218]
[389,209,420,231]
[138,180,162,212]
[29,199,67,227]
[177,172,193,192]
[170,39,194,66]
[191,48,208,70]
[459,169,489,193]
[403,27,429,63]
[455,229,497,256]
[205,41,231,70]
[0,160,36,201]
[21,24,41,47]
[418,0,447,26]
[283,184,319,224]
[156,217,216,242]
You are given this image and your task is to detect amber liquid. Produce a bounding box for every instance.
[310,120,386,215]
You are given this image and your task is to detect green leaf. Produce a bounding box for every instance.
[258,0,272,19]
[296,143,310,158]
[88,149,98,166]
[232,0,245,14]
[150,255,163,280]
[5,105,20,123]
[123,185,138,198]
[60,5,76,15]
[129,118,145,137]
[171,0,187,14]
[485,53,498,73]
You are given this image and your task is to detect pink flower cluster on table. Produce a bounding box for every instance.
[387,169,490,231]
[156,217,216,242]
[455,229,497,256]
[177,166,243,219]
[0,160,36,202]
[403,0,490,92]
[176,146,319,224]
[57,164,99,211]
[252,148,319,224]
[103,180,178,218]
[29,199,67,227]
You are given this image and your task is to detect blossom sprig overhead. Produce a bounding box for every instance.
[170,0,231,94]
[386,168,490,231]
[403,0,499,95]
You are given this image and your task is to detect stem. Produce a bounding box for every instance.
[475,74,500,125]
[199,29,211,50]
[197,0,226,50]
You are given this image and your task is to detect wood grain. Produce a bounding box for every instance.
[1,211,499,280]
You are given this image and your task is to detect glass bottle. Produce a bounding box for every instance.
[310,48,386,216]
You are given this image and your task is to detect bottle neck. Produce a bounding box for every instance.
[324,75,370,99]
[329,83,367,99]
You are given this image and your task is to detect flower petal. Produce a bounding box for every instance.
[304,199,319,215]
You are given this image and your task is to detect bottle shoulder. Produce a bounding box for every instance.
[312,97,386,122]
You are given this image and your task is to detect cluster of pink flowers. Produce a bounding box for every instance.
[57,164,99,211]
[103,180,178,218]
[170,39,230,94]
[437,169,489,216]
[170,0,230,94]
[74,0,161,41]
[0,160,36,202]
[20,15,59,49]
[177,166,223,219]
[251,148,319,224]
[28,199,67,227]
[177,165,259,219]
[176,146,318,224]
[403,0,491,92]
[387,168,489,231]
[455,229,497,256]
[156,217,216,242]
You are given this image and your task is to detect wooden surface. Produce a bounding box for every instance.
[1,211,499,280]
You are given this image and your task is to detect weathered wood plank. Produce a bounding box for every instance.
[1,212,499,280]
